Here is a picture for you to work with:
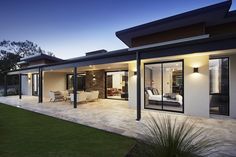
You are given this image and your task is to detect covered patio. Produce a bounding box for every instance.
[1,95,236,156]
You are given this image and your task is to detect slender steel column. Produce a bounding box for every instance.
[19,74,22,99]
[136,51,141,121]
[4,74,7,96]
[73,67,78,108]
[38,68,43,103]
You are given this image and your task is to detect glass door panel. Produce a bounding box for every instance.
[106,71,128,100]
[144,60,184,112]
[66,74,86,91]
[144,63,162,110]
[162,62,183,112]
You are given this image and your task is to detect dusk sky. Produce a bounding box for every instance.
[0,0,235,59]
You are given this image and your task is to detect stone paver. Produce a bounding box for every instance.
[0,96,236,157]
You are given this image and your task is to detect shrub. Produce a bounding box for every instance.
[132,115,218,157]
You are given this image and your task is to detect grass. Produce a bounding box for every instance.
[0,103,136,157]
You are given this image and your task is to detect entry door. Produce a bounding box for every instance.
[32,74,39,96]
[209,58,229,115]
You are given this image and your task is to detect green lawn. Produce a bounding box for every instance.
[0,103,136,157]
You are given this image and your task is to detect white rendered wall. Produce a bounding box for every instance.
[184,56,209,117]
[43,72,66,98]
[128,62,137,108]
[21,74,32,96]
[230,54,236,118]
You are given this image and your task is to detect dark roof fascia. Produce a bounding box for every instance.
[7,33,236,74]
[116,0,232,47]
[7,48,131,74]
[64,48,130,63]
[139,33,236,59]
[7,66,43,74]
[21,53,63,62]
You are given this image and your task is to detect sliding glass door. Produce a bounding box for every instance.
[144,60,184,112]
[105,71,128,100]
[209,58,229,115]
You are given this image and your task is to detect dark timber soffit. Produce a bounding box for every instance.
[116,0,233,47]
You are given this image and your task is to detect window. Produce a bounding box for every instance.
[209,58,229,115]
[144,60,184,112]
[66,74,86,91]
[106,71,128,100]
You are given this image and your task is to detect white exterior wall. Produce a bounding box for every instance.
[184,56,209,117]
[43,72,66,98]
[128,62,137,108]
[230,54,236,118]
[138,55,210,118]
[21,74,32,96]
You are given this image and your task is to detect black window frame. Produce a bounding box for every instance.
[105,70,129,101]
[144,59,184,113]
[66,73,86,91]
[209,57,230,116]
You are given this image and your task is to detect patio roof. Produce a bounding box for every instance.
[7,31,236,75]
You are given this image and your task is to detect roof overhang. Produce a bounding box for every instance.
[20,53,63,62]
[7,33,236,75]
[116,0,233,47]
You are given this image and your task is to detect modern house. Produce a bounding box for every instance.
[3,1,236,120]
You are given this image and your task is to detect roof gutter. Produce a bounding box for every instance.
[128,34,210,51]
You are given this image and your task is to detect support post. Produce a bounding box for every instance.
[19,74,22,99]
[136,51,141,121]
[73,67,78,108]
[38,68,43,103]
[4,74,7,96]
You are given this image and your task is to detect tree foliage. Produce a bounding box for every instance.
[0,40,54,85]
[0,40,54,72]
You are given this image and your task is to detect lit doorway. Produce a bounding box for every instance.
[105,71,128,100]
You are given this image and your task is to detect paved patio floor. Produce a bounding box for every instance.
[1,96,236,157]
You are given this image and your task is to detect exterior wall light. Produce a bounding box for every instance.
[92,74,96,81]
[193,67,199,73]
[28,74,31,81]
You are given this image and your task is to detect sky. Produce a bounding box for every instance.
[0,0,235,59]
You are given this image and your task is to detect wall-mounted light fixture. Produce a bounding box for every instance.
[134,71,137,75]
[193,67,199,73]
[92,74,96,81]
[28,73,31,81]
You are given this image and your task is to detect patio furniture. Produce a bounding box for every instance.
[49,91,64,102]
[86,91,99,102]
[70,91,87,104]
[60,90,70,101]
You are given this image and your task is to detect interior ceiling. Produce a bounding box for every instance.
[45,62,129,73]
